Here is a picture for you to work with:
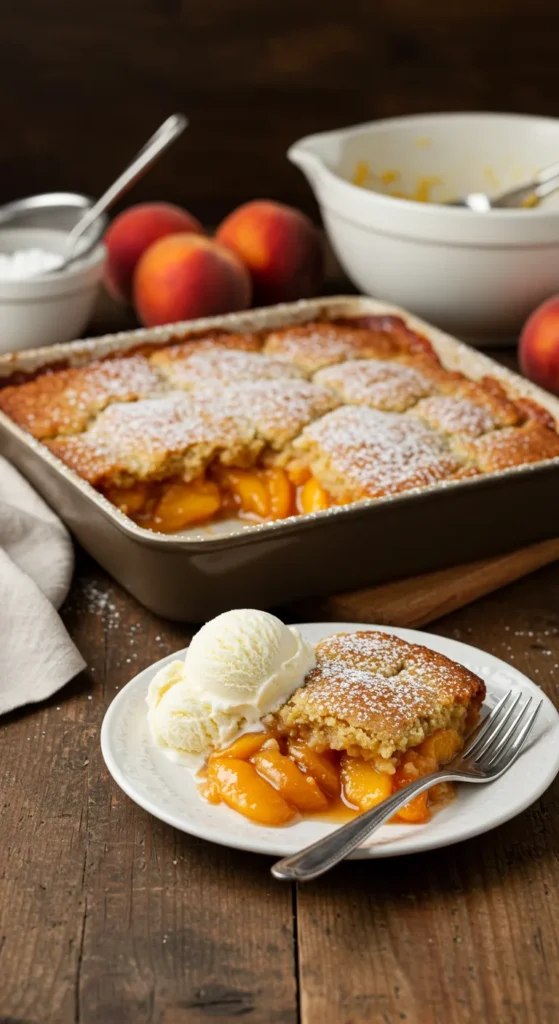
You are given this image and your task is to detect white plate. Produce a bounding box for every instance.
[101,623,559,859]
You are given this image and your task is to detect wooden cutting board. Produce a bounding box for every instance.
[294,538,559,627]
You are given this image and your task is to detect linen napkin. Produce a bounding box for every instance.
[0,456,85,714]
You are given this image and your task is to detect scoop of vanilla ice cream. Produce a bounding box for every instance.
[146,610,315,761]
[146,660,186,712]
[185,608,315,714]
[147,667,243,756]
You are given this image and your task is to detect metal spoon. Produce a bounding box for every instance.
[52,113,188,272]
[450,159,559,210]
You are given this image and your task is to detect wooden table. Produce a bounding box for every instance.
[2,326,559,1023]
[1,548,558,1024]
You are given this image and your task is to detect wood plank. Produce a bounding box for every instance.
[0,553,298,1023]
[0,685,89,1023]
[296,563,559,1024]
[313,538,559,627]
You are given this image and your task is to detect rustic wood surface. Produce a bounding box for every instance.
[1,306,559,1022]
[1,550,558,1024]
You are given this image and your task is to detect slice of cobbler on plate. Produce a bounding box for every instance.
[196,627,485,827]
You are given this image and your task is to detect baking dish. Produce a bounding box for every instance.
[0,296,558,622]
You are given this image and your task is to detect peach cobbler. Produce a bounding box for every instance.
[1,315,558,534]
[199,630,485,827]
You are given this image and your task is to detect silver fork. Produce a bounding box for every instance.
[271,691,542,882]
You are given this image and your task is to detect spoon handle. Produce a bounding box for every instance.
[66,113,188,254]
[535,160,559,185]
[492,172,559,208]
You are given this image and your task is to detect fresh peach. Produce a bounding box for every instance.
[133,234,252,327]
[216,200,324,305]
[104,202,204,303]
[519,296,559,395]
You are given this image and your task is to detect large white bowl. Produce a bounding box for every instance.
[0,227,105,353]
[289,112,559,341]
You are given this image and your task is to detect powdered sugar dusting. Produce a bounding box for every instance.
[154,346,304,389]
[60,356,162,423]
[315,359,433,411]
[412,395,495,437]
[306,662,437,728]
[191,378,338,448]
[295,405,461,496]
[85,393,215,453]
[472,421,559,469]
[5,317,559,531]
[296,630,484,732]
[0,354,162,438]
[47,392,258,484]
[265,326,356,371]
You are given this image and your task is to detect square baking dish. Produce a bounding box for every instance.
[1,296,558,622]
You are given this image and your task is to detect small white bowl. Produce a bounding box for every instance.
[289,112,559,341]
[0,227,105,354]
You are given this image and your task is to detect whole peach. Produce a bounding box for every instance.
[104,202,204,303]
[216,200,324,305]
[519,297,559,395]
[133,233,252,327]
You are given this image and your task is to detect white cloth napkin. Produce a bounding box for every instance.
[0,457,85,713]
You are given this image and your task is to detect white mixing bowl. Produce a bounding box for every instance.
[289,112,559,341]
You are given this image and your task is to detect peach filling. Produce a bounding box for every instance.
[199,727,463,827]
[104,463,334,532]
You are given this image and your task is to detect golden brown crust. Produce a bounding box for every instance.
[1,316,558,515]
[453,420,559,472]
[410,394,496,438]
[398,357,521,428]
[46,394,261,488]
[292,405,462,500]
[267,630,486,760]
[313,359,434,412]
[192,379,340,453]
[45,379,337,486]
[0,356,161,439]
[264,316,435,375]
[151,332,262,362]
[151,338,303,390]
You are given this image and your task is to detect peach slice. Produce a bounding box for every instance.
[340,755,392,811]
[199,777,222,805]
[419,728,462,764]
[208,758,295,825]
[395,791,431,824]
[265,467,294,519]
[286,462,311,487]
[299,477,331,514]
[429,781,455,805]
[252,750,329,813]
[219,468,270,519]
[151,478,221,532]
[209,733,268,762]
[105,483,149,516]
[287,740,340,798]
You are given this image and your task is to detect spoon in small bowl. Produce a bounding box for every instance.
[449,159,559,211]
[47,113,188,273]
